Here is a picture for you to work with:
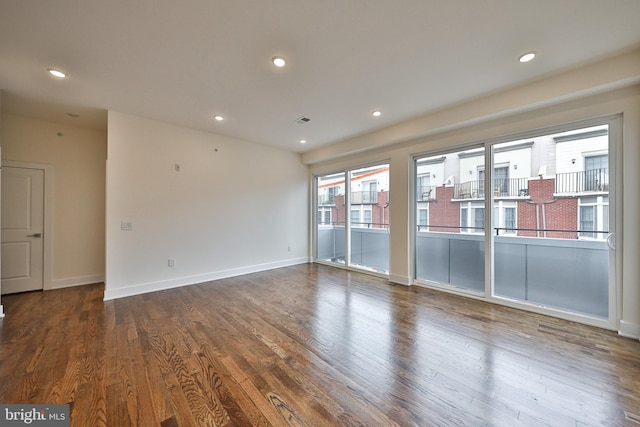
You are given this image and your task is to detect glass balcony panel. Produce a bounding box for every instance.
[349,165,390,274]
[493,124,610,320]
[494,237,609,319]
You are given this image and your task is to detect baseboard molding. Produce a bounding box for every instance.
[619,320,640,340]
[50,274,105,290]
[389,274,412,286]
[103,257,309,301]
[0,305,4,318]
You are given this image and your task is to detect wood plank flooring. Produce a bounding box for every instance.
[1,263,639,426]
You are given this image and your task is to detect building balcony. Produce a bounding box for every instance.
[453,178,530,199]
[317,225,608,319]
[351,191,378,204]
[416,185,437,201]
[555,168,608,194]
[318,194,337,206]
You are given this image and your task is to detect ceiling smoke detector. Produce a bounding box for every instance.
[294,116,311,124]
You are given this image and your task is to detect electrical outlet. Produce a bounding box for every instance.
[121,221,133,231]
[288,245,292,252]
[168,259,176,268]
[174,163,181,172]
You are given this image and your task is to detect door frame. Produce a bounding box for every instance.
[1,160,53,291]
[409,115,621,331]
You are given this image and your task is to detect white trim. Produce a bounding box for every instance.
[1,161,54,291]
[619,321,640,340]
[104,257,309,301]
[389,274,411,286]
[414,279,485,299]
[0,305,4,318]
[608,115,623,336]
[51,274,105,290]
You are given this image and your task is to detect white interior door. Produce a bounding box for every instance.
[1,166,44,294]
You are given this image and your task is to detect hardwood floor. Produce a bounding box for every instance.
[1,263,639,426]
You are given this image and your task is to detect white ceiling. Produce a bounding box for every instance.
[1,0,639,153]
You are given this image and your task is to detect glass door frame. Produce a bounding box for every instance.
[313,160,391,278]
[411,115,621,331]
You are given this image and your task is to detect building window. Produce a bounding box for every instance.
[585,154,608,191]
[460,202,485,233]
[362,180,377,203]
[580,205,595,238]
[494,166,509,196]
[318,208,332,226]
[585,154,607,171]
[364,209,372,226]
[417,174,431,200]
[461,207,468,232]
[417,207,428,230]
[504,207,516,234]
[479,166,509,196]
[351,206,373,228]
[328,186,338,204]
[474,207,485,232]
[494,202,517,235]
[351,209,361,227]
[579,196,608,239]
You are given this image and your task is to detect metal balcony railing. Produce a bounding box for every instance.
[555,168,608,194]
[416,185,437,201]
[453,178,530,199]
[318,194,338,206]
[351,191,378,204]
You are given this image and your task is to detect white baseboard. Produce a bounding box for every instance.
[103,257,309,301]
[50,274,105,290]
[389,274,412,286]
[619,320,640,340]
[0,304,4,318]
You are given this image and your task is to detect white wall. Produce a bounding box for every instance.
[1,113,106,289]
[556,134,608,174]
[104,111,309,300]
[416,161,444,186]
[459,153,484,182]
[495,146,531,180]
[306,50,640,338]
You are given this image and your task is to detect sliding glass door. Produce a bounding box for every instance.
[414,148,485,292]
[348,165,390,273]
[315,164,390,275]
[414,119,617,323]
[316,172,346,265]
[492,124,613,319]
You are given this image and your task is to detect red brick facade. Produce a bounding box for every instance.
[517,178,578,238]
[428,186,461,232]
[332,178,581,237]
[332,191,390,228]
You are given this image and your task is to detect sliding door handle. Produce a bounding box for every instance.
[606,232,615,250]
[26,233,42,238]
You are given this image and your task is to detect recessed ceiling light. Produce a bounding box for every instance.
[48,68,66,78]
[272,56,286,67]
[299,139,307,144]
[372,110,382,117]
[213,115,224,121]
[518,52,536,63]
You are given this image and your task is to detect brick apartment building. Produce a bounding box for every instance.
[318,124,609,241]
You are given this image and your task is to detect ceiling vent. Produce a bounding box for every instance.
[294,116,311,124]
